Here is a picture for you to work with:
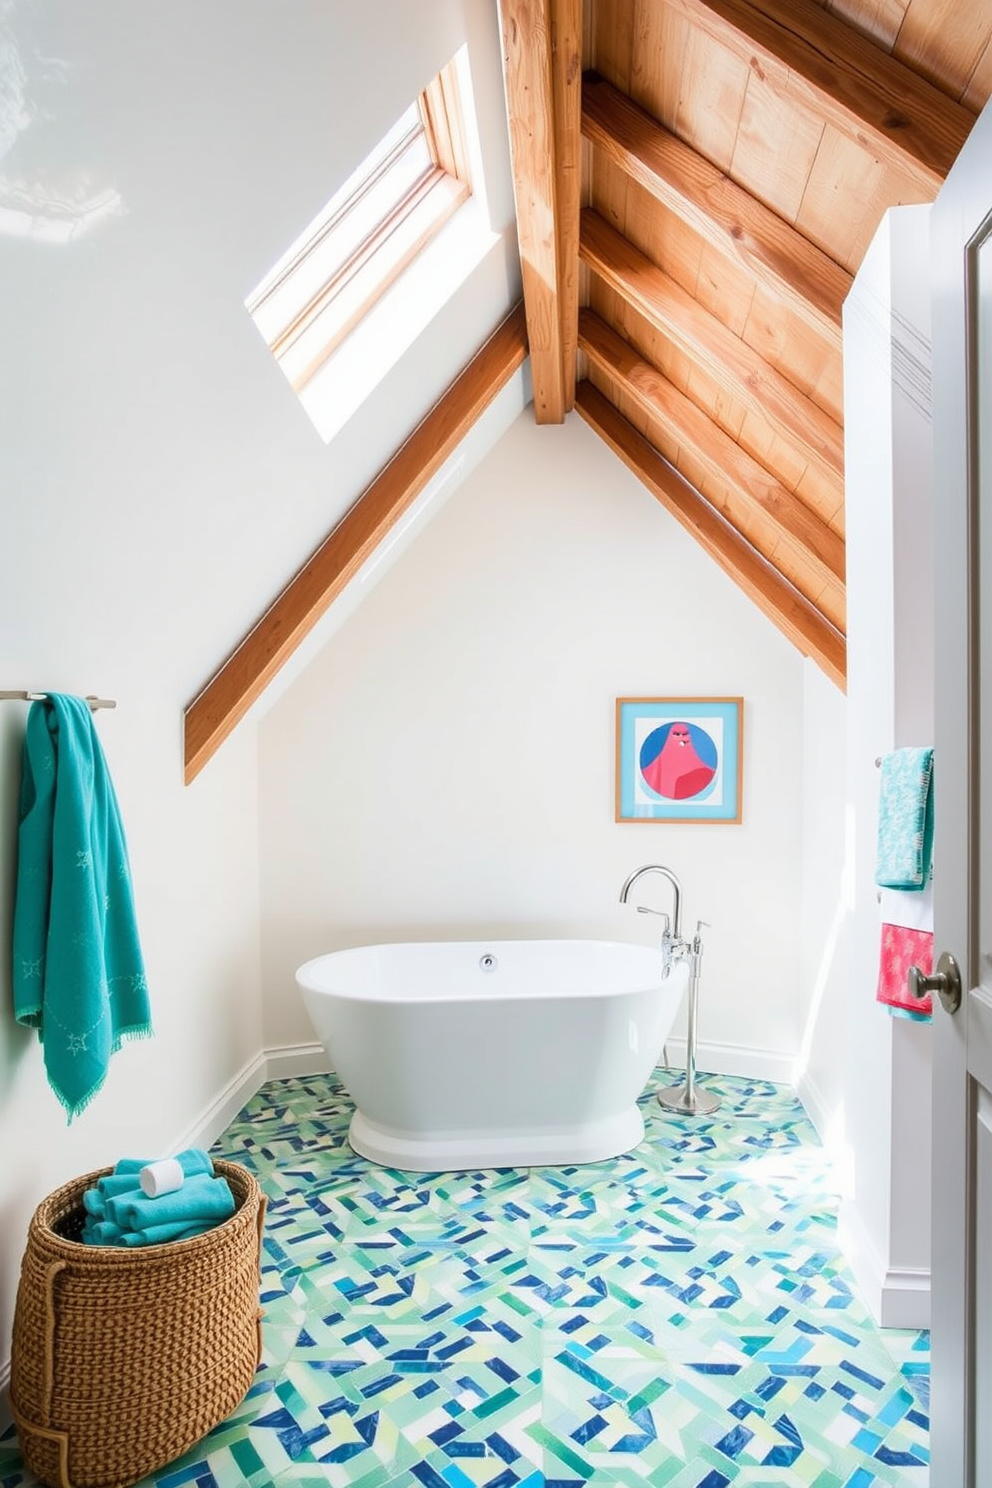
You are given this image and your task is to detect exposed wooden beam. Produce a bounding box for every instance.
[575,380,846,688]
[579,308,844,593]
[582,72,850,352]
[580,208,844,486]
[500,0,581,421]
[184,304,528,784]
[552,0,582,405]
[662,0,974,196]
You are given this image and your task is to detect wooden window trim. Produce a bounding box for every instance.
[420,58,472,184]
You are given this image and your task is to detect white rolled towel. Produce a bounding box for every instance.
[139,1157,185,1198]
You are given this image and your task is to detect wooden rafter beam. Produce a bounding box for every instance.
[499,0,581,422]
[184,304,528,784]
[579,309,845,595]
[580,208,844,488]
[575,380,846,689]
[581,72,850,353]
[552,0,582,403]
[662,0,974,195]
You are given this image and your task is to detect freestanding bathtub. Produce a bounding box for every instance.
[296,939,688,1171]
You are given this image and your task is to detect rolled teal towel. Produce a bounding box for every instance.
[170,1148,214,1179]
[118,1220,213,1247]
[82,1189,107,1219]
[112,1149,213,1180]
[109,1174,234,1232]
[98,1172,145,1199]
[112,1158,148,1176]
[84,1219,127,1246]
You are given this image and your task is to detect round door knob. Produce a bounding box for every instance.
[907,951,962,1014]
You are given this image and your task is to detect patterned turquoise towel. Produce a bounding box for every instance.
[875,747,934,890]
[11,694,152,1120]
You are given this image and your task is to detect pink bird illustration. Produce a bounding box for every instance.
[641,722,716,800]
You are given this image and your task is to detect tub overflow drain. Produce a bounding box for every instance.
[479,954,498,973]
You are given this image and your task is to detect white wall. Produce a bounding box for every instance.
[259,412,808,1076]
[840,204,934,1328]
[0,0,519,1381]
[796,660,849,1146]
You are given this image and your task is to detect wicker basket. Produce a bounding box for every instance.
[9,1159,266,1488]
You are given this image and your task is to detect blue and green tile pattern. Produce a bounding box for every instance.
[1,1072,929,1486]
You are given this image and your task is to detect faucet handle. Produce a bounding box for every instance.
[637,906,670,935]
[695,919,711,934]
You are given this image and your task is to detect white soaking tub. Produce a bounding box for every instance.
[296,939,688,1171]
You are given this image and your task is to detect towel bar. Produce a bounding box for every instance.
[0,691,116,711]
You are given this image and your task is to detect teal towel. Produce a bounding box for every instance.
[109,1174,235,1232]
[875,747,934,890]
[118,1220,212,1247]
[80,1150,215,1230]
[11,694,152,1120]
[84,1219,126,1246]
[82,1189,107,1218]
[112,1149,213,1180]
[98,1172,147,1198]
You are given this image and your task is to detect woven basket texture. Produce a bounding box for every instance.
[9,1158,264,1488]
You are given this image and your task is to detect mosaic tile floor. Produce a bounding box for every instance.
[1,1072,929,1487]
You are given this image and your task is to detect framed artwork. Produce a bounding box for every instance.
[616,697,743,824]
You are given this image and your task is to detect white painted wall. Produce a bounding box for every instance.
[259,412,808,1077]
[840,204,934,1328]
[795,660,849,1147]
[0,0,520,1380]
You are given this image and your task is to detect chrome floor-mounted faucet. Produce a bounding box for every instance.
[619,864,720,1117]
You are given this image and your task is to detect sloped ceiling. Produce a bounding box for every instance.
[502,0,992,689]
[186,0,991,779]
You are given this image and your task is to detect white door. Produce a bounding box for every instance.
[931,96,992,1488]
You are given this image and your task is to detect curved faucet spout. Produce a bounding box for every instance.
[619,864,683,939]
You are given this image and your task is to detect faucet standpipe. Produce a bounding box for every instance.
[657,917,720,1117]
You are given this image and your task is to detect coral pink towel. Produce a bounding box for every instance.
[876,922,933,1020]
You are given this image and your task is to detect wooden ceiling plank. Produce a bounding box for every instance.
[582,73,849,351]
[895,0,992,104]
[662,0,974,193]
[824,0,905,52]
[552,0,582,407]
[580,207,844,485]
[500,0,569,422]
[183,304,528,784]
[961,30,992,114]
[591,0,635,93]
[579,308,845,589]
[575,380,846,687]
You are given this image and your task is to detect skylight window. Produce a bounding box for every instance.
[247,58,472,399]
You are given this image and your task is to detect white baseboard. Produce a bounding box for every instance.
[795,1065,834,1144]
[170,1050,268,1156]
[170,1044,330,1152]
[264,1041,331,1080]
[839,1200,930,1329]
[664,1037,796,1086]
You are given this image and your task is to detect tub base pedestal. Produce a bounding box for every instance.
[348,1106,646,1171]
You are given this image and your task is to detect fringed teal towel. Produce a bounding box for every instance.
[11,693,152,1120]
[875,746,935,890]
